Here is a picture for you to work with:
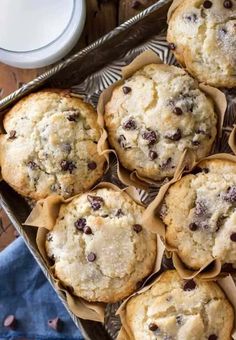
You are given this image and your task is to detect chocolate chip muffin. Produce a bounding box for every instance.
[167,0,236,88]
[104,64,217,181]
[45,187,157,303]
[0,90,106,200]
[124,270,234,340]
[161,158,236,270]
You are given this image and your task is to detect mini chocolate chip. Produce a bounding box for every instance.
[148,323,158,332]
[192,140,200,146]
[189,222,199,231]
[87,252,96,262]
[142,130,158,145]
[165,128,181,141]
[149,150,158,160]
[203,1,212,9]
[87,195,104,211]
[195,201,207,216]
[60,160,76,173]
[183,279,196,291]
[48,317,63,332]
[230,233,236,242]
[169,43,176,50]
[173,107,183,115]
[49,254,55,266]
[133,224,142,233]
[102,214,109,218]
[116,209,124,217]
[185,13,198,22]
[224,186,236,203]
[192,167,209,175]
[3,315,17,329]
[220,27,227,35]
[88,161,97,170]
[61,143,72,153]
[74,218,86,231]
[28,161,38,170]
[208,335,217,340]
[46,233,53,242]
[176,315,183,325]
[8,130,16,139]
[123,119,137,130]
[223,0,233,9]
[84,226,92,235]
[67,114,78,122]
[123,86,132,94]
[160,157,172,170]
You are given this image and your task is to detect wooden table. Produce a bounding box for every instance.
[0,0,157,251]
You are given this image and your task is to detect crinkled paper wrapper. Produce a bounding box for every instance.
[97,50,227,189]
[24,181,165,323]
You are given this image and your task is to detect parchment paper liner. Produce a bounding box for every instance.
[142,153,236,280]
[116,270,236,340]
[97,50,227,189]
[24,182,165,323]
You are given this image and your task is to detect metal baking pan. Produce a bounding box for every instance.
[0,0,234,339]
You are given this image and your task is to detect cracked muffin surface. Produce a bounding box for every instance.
[0,90,106,200]
[167,0,236,87]
[45,187,157,303]
[161,159,236,270]
[124,270,234,340]
[104,64,217,181]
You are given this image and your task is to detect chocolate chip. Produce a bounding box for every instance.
[192,167,209,175]
[219,27,227,35]
[133,224,142,233]
[84,226,92,235]
[165,128,182,141]
[88,161,97,170]
[123,119,137,130]
[48,317,63,332]
[160,157,172,170]
[148,323,158,332]
[149,150,158,160]
[118,134,130,150]
[142,130,158,145]
[195,201,207,217]
[224,186,236,203]
[49,254,55,265]
[87,195,104,210]
[230,233,236,242]
[116,209,124,217]
[87,252,96,262]
[3,315,17,329]
[173,107,183,115]
[65,110,80,122]
[208,335,217,340]
[192,140,200,146]
[189,222,199,231]
[223,0,233,9]
[131,0,141,9]
[123,86,132,94]
[61,143,72,153]
[176,315,183,325]
[203,1,212,8]
[74,218,86,231]
[60,160,76,173]
[183,279,196,291]
[169,43,176,50]
[185,13,198,22]
[46,233,53,242]
[27,161,38,170]
[8,130,16,139]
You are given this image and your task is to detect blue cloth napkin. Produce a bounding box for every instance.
[0,237,84,340]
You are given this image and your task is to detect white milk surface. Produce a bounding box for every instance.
[0,0,74,52]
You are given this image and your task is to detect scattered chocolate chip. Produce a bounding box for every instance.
[46,233,53,242]
[27,161,38,170]
[131,0,141,9]
[160,157,172,170]
[65,110,80,122]
[88,161,97,170]
[118,134,130,150]
[192,140,200,146]
[122,86,132,94]
[133,224,142,233]
[223,0,233,9]
[142,130,158,145]
[87,252,96,262]
[148,323,158,332]
[116,209,124,217]
[87,195,104,210]
[61,143,72,153]
[49,254,55,266]
[8,130,16,139]
[195,201,207,217]
[3,315,17,329]
[123,119,137,130]
[48,317,63,332]
[203,1,212,9]
[219,27,227,35]
[102,214,109,218]
[183,279,196,291]
[149,150,158,160]
[173,107,183,115]
[230,233,236,242]
[169,43,176,50]
[84,226,92,235]
[189,222,199,231]
[165,128,182,141]
[185,13,198,23]
[192,167,209,175]
[208,335,217,340]
[224,186,236,203]
[176,315,183,325]
[74,218,86,231]
[60,160,76,173]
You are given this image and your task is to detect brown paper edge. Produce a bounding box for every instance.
[24,181,164,322]
[229,125,236,155]
[97,50,226,189]
[142,153,236,280]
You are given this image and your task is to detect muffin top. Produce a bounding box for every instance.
[104,64,217,181]
[0,90,106,200]
[45,187,157,303]
[167,0,236,87]
[161,158,236,270]
[124,270,234,340]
